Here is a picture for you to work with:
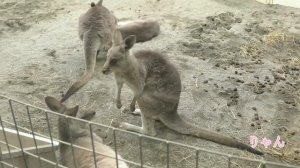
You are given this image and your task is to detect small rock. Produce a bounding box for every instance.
[237,112,242,117]
[24,80,34,85]
[203,80,208,84]
[245,28,252,32]
[279,126,288,132]
[252,107,257,111]
[251,123,255,127]
[235,18,242,23]
[236,79,244,83]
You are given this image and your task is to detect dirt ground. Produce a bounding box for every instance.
[0,0,299,167]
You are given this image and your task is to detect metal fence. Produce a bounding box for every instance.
[0,95,298,168]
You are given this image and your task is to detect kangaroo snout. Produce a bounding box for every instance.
[102,68,110,74]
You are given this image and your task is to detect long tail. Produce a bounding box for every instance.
[61,31,98,103]
[160,113,263,155]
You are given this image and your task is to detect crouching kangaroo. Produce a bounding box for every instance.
[61,0,118,103]
[101,29,264,155]
[45,96,128,168]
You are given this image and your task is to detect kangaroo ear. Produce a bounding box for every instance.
[124,35,136,50]
[97,0,103,6]
[112,29,123,45]
[80,111,96,121]
[66,105,79,117]
[45,96,65,112]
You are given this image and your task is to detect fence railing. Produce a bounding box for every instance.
[0,95,298,168]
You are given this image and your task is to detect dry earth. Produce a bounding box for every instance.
[0,0,299,167]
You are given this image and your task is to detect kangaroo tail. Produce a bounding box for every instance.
[60,71,93,102]
[61,31,98,103]
[160,113,263,155]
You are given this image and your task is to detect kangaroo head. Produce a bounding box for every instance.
[45,96,96,141]
[102,29,136,74]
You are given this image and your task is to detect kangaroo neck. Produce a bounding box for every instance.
[122,53,146,94]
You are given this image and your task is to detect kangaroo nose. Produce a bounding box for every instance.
[102,69,107,74]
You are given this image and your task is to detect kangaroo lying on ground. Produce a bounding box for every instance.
[61,0,161,103]
[101,29,264,155]
[118,19,160,42]
[45,96,128,168]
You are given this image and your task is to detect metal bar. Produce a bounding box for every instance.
[65,116,78,168]
[139,135,144,168]
[0,95,298,168]
[113,129,119,168]
[44,112,59,167]
[0,116,15,166]
[89,123,98,168]
[0,161,15,168]
[1,120,149,167]
[1,141,66,168]
[8,100,28,168]
[25,106,42,168]
[1,120,128,164]
[166,141,170,168]
[258,161,266,168]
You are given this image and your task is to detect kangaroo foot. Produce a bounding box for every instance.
[122,108,141,116]
[132,109,141,115]
[120,122,156,136]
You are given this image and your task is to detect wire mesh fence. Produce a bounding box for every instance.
[0,95,298,168]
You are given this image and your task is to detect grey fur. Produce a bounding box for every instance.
[102,29,264,155]
[118,19,160,42]
[61,0,117,103]
[45,96,128,168]
[60,2,160,103]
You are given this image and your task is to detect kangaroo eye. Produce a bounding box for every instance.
[110,58,118,65]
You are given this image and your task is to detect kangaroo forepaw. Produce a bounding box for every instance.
[130,103,136,112]
[116,101,122,109]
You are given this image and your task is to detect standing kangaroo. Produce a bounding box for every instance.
[101,29,264,155]
[45,96,128,168]
[61,0,118,103]
[61,1,161,103]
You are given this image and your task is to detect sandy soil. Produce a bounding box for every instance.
[0,0,299,167]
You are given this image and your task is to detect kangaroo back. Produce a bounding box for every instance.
[160,113,263,155]
[45,96,128,168]
[61,1,117,102]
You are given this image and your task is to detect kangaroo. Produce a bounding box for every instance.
[60,0,118,103]
[61,1,161,103]
[118,19,160,42]
[45,96,128,168]
[101,29,264,155]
